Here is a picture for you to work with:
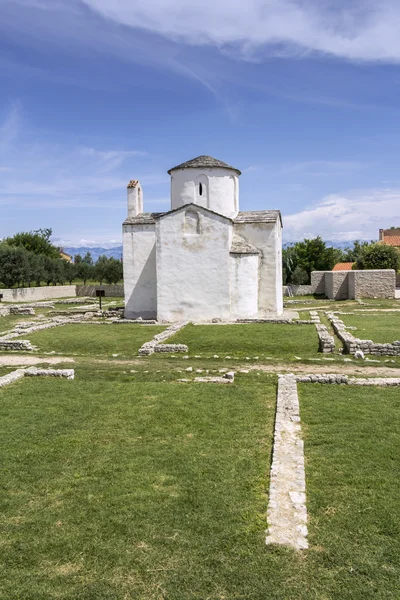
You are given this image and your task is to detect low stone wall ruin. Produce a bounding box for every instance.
[283,285,314,297]
[309,269,396,300]
[328,312,400,356]
[139,322,189,355]
[0,339,36,351]
[0,285,77,303]
[76,285,124,297]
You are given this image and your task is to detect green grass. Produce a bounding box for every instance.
[0,314,37,334]
[27,324,166,358]
[0,367,290,599]
[0,366,16,377]
[2,364,400,598]
[169,323,320,360]
[341,312,400,343]
[300,383,400,598]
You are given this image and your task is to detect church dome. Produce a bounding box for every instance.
[169,155,240,218]
[168,155,241,176]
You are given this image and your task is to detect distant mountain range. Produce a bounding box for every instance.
[64,246,123,262]
[64,240,363,262]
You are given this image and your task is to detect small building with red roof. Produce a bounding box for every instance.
[332,262,355,271]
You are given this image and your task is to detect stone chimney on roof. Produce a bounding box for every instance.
[127,180,143,218]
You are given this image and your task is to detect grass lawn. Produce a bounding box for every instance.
[27,324,166,358]
[300,383,400,599]
[169,323,319,360]
[0,367,290,599]
[0,314,37,335]
[0,366,16,377]
[341,312,400,343]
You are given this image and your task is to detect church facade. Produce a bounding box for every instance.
[123,156,283,321]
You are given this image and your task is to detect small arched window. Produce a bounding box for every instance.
[195,175,208,207]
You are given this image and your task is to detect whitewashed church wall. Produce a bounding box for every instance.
[275,221,284,314]
[156,208,232,321]
[234,221,283,315]
[229,254,259,319]
[170,167,239,219]
[123,224,157,319]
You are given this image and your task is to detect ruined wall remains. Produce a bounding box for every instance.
[0,285,76,303]
[76,285,124,297]
[309,269,395,300]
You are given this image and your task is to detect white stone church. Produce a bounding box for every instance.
[123,156,283,321]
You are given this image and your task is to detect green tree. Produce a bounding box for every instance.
[0,246,30,287]
[104,258,123,284]
[2,229,59,259]
[82,252,93,266]
[286,237,343,284]
[76,261,93,284]
[64,261,77,285]
[95,255,109,284]
[43,256,56,286]
[282,246,298,285]
[354,243,400,271]
[342,240,371,262]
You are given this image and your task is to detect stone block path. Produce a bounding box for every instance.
[266,374,308,550]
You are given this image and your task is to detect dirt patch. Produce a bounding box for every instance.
[0,355,74,366]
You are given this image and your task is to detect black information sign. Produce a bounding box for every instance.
[95,289,105,309]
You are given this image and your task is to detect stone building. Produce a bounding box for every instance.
[123,155,283,321]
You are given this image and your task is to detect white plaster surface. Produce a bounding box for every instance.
[230,254,258,319]
[123,224,157,319]
[123,157,283,321]
[156,207,233,322]
[235,221,283,315]
[170,167,239,218]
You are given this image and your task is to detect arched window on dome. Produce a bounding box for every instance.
[184,209,200,234]
[195,175,208,208]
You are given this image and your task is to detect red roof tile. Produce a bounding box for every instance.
[332,262,355,271]
[382,236,400,247]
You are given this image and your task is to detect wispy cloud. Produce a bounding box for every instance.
[0,0,223,98]
[0,104,164,210]
[81,0,400,63]
[284,188,400,242]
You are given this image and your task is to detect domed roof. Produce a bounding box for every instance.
[168,155,241,175]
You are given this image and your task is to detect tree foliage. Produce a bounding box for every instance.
[354,243,400,271]
[342,240,371,263]
[0,242,123,288]
[283,237,343,284]
[2,228,60,259]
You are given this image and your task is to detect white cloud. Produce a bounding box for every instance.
[284,188,400,241]
[82,0,400,63]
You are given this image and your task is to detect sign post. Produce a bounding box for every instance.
[95,289,105,310]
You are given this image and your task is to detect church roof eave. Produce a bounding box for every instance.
[168,155,241,175]
[235,210,283,227]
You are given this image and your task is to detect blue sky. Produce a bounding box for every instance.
[1,0,400,247]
